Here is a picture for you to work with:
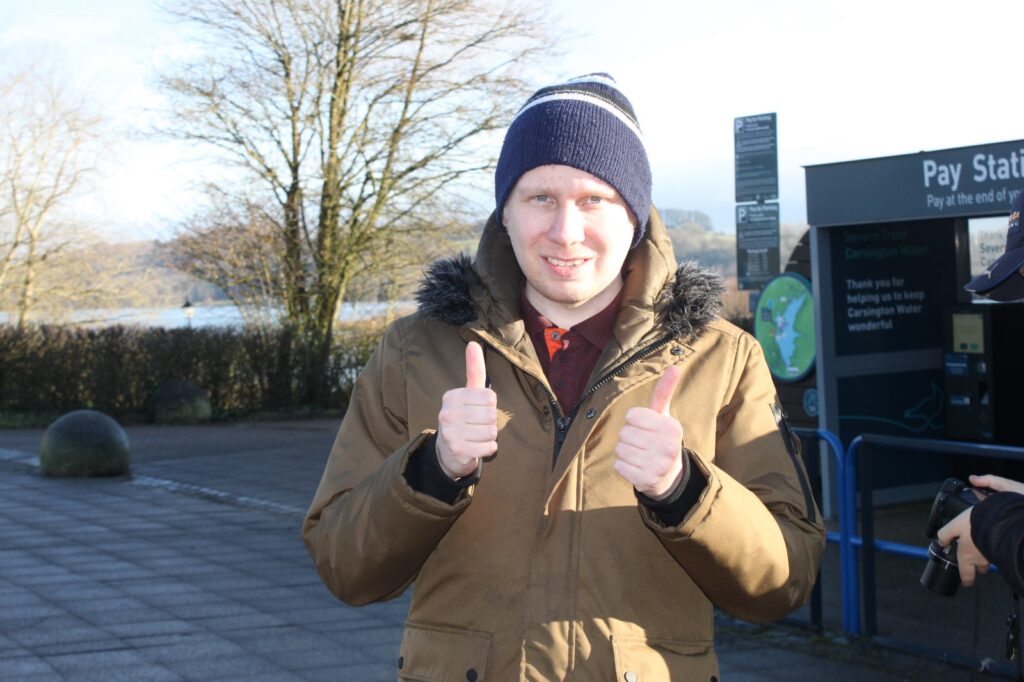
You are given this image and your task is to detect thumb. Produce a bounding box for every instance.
[465,341,486,389]
[649,365,683,415]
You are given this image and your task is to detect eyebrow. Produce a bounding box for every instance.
[514,182,617,197]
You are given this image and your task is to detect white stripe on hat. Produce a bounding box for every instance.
[564,74,621,89]
[513,92,644,141]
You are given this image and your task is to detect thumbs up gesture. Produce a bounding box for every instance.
[436,341,498,480]
[613,366,685,500]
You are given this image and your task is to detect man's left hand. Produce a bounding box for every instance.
[614,366,685,500]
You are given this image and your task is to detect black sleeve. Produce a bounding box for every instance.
[971,492,1024,596]
[636,450,707,527]
[403,433,479,504]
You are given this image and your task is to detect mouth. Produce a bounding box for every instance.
[544,256,588,268]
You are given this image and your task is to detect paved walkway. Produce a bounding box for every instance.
[0,420,1002,680]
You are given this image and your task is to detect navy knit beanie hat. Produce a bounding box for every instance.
[495,73,653,246]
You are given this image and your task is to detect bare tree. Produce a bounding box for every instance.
[169,189,288,330]
[161,0,553,400]
[0,61,103,328]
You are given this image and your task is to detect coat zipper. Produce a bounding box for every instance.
[545,333,677,463]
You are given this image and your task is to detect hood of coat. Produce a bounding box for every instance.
[415,207,723,346]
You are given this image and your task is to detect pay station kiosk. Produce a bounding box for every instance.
[944,302,1024,445]
[805,139,1024,508]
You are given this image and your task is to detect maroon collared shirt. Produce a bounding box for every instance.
[520,287,622,412]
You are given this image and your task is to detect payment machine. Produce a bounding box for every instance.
[944,303,1024,445]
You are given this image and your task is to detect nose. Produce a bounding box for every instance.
[548,203,585,245]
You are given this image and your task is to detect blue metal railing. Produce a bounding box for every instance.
[845,434,1024,639]
[781,427,1024,669]
[791,428,851,633]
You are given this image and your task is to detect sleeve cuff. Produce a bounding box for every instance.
[636,450,707,527]
[403,433,480,504]
[968,491,1024,595]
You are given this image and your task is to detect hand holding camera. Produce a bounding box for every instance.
[935,502,990,590]
[920,476,994,595]
[921,474,1024,595]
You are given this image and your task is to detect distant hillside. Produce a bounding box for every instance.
[0,239,223,315]
[659,208,714,233]
[660,208,736,276]
[104,241,224,306]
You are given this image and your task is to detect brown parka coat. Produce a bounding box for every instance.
[303,210,826,681]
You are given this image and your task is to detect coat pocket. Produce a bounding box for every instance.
[611,634,719,682]
[397,623,492,682]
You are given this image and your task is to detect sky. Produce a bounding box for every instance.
[2,0,1023,242]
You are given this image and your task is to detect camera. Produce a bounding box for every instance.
[920,477,992,596]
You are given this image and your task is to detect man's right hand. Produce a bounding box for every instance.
[937,507,989,587]
[436,341,498,480]
[935,474,1024,588]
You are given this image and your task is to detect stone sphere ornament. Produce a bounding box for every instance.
[149,379,212,424]
[39,410,131,477]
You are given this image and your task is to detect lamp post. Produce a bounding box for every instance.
[182,299,195,328]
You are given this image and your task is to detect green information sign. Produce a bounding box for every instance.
[754,273,816,382]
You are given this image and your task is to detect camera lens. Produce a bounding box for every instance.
[920,539,961,596]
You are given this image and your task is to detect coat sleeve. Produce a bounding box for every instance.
[971,492,1024,596]
[301,320,472,606]
[638,332,826,622]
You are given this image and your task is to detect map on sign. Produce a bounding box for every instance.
[754,273,816,382]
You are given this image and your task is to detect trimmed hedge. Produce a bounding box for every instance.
[0,308,755,422]
[0,323,382,421]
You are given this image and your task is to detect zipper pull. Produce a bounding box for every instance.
[555,416,571,444]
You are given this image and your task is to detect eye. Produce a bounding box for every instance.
[585,196,603,204]
[532,194,551,204]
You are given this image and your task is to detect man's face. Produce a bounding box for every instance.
[502,164,635,322]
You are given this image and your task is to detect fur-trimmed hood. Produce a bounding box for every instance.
[415,253,478,327]
[415,253,723,343]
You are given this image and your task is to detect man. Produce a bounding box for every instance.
[303,73,825,680]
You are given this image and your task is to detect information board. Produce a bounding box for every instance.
[829,219,963,356]
[735,113,778,203]
[737,203,780,290]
